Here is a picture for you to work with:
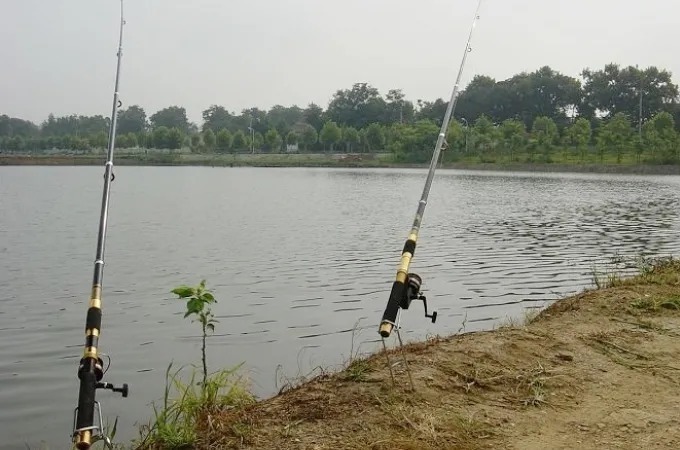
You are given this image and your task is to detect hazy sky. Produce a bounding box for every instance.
[2,0,677,125]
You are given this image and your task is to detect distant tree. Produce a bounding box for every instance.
[203,129,216,151]
[643,111,677,163]
[582,65,679,126]
[319,121,342,151]
[232,130,247,151]
[564,118,592,162]
[532,116,559,161]
[342,127,360,152]
[597,113,633,163]
[264,128,282,153]
[500,119,527,161]
[302,103,325,132]
[117,105,147,134]
[166,127,183,150]
[364,123,386,152]
[150,106,190,133]
[299,123,318,151]
[202,105,233,132]
[286,131,298,145]
[216,129,233,153]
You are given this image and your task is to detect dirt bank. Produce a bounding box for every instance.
[161,258,680,450]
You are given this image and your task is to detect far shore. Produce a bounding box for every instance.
[3,153,680,175]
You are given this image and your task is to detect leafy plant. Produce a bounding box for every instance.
[172,280,218,387]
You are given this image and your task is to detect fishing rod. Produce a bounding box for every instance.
[72,1,129,449]
[377,0,484,381]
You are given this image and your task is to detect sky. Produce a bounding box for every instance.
[1,0,677,126]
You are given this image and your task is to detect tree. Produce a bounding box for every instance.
[342,127,360,152]
[302,103,324,132]
[152,126,169,148]
[500,119,527,161]
[319,121,342,151]
[581,64,679,126]
[117,105,147,134]
[388,120,439,162]
[167,127,183,150]
[564,118,592,162]
[203,129,216,151]
[326,83,386,129]
[299,123,318,151]
[215,129,233,153]
[286,131,298,145]
[471,115,499,157]
[202,105,233,133]
[643,111,677,163]
[267,105,303,137]
[386,89,414,124]
[264,129,282,153]
[232,130,247,151]
[150,106,190,133]
[364,123,385,152]
[597,113,633,163]
[532,116,559,161]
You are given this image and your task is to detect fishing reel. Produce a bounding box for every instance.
[401,273,437,323]
[72,357,128,449]
[76,356,129,398]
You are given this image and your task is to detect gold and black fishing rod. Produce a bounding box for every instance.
[72,1,128,449]
[378,0,484,346]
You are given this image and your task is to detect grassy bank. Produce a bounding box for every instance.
[4,153,680,174]
[131,257,680,449]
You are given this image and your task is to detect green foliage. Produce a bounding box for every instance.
[150,106,191,133]
[117,105,148,134]
[264,128,282,153]
[215,129,233,153]
[564,118,592,162]
[364,123,385,152]
[172,280,217,387]
[200,129,215,152]
[597,113,633,163]
[232,130,247,150]
[136,362,254,450]
[4,62,679,161]
[342,126,360,152]
[299,123,318,151]
[286,130,298,145]
[319,121,342,151]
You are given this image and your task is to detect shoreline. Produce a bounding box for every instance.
[3,154,680,175]
[134,257,680,449]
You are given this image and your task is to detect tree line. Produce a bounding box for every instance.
[1,63,679,163]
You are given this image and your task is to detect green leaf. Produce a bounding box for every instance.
[202,292,215,302]
[172,286,195,298]
[186,298,203,315]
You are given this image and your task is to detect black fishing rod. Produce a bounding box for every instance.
[378,0,484,341]
[72,1,128,449]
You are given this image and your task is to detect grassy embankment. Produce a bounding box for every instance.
[4,151,680,174]
[132,257,680,449]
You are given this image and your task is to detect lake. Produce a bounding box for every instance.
[1,166,679,449]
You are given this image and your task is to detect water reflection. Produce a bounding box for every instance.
[0,167,679,448]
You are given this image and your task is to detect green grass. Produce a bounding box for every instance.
[134,362,254,450]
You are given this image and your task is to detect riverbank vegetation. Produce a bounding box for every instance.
[129,256,680,449]
[2,64,680,165]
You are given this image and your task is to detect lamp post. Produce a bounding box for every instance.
[248,116,259,154]
[461,117,469,154]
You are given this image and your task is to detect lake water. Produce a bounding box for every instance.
[1,166,679,449]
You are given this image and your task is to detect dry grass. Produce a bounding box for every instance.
[133,257,680,450]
